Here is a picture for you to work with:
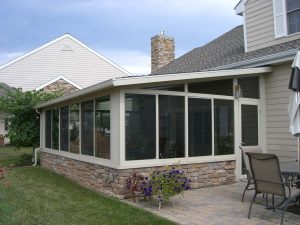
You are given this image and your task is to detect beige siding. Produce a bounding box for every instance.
[245,0,300,52]
[265,63,298,162]
[0,37,128,91]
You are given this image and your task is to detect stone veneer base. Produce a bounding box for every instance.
[40,151,236,199]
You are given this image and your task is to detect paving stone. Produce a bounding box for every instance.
[127,182,300,225]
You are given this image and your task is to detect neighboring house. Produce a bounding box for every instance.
[0,33,130,92]
[0,83,15,145]
[35,0,300,198]
[0,33,131,144]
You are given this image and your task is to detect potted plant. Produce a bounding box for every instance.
[142,166,191,210]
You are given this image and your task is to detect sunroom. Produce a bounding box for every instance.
[36,67,271,197]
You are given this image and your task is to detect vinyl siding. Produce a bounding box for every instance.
[265,63,298,162]
[0,37,128,91]
[245,0,300,52]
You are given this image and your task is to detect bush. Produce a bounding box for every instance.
[0,89,60,147]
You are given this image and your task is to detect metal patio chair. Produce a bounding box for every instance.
[246,152,300,225]
[239,146,262,202]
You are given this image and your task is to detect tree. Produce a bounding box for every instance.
[0,89,60,147]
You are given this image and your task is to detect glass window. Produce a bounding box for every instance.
[188,98,212,157]
[60,106,69,152]
[4,117,9,131]
[188,79,233,96]
[125,94,156,160]
[144,84,184,92]
[95,96,110,159]
[45,110,52,149]
[51,109,59,150]
[241,105,258,146]
[287,0,300,34]
[238,77,259,99]
[81,101,94,156]
[159,95,185,158]
[69,104,80,154]
[214,100,234,155]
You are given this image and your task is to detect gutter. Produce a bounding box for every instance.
[207,49,297,71]
[35,79,114,109]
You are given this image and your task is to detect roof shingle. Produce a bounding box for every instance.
[152,25,300,75]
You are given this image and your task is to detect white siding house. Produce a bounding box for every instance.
[0,34,131,145]
[0,34,130,91]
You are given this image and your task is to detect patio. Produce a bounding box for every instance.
[127,182,300,225]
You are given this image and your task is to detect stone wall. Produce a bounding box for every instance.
[41,151,236,199]
[42,79,79,95]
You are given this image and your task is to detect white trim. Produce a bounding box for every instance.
[42,148,116,168]
[0,34,131,76]
[243,14,248,52]
[41,148,235,169]
[234,0,247,15]
[36,67,272,109]
[273,0,288,38]
[36,75,82,91]
[120,155,236,169]
[113,67,272,87]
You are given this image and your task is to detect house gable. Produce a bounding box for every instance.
[238,0,300,52]
[0,34,130,91]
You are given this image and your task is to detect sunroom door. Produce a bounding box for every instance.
[237,100,260,178]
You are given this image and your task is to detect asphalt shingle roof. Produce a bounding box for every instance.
[0,83,14,97]
[152,25,300,75]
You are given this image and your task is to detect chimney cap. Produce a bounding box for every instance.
[151,31,174,40]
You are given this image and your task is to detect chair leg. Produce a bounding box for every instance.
[248,192,257,219]
[272,194,275,212]
[242,180,250,202]
[281,198,290,225]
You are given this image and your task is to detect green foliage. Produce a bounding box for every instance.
[142,166,191,202]
[0,89,60,147]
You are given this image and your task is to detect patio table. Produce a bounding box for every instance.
[280,161,300,188]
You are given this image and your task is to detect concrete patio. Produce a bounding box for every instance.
[126,182,300,225]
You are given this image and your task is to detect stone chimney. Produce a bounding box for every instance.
[151,31,175,72]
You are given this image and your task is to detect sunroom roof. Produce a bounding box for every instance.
[36,67,272,109]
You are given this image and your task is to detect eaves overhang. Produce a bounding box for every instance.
[36,67,272,109]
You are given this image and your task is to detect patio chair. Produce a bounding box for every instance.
[239,146,262,202]
[246,152,300,225]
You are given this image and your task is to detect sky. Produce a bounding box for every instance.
[0,0,242,75]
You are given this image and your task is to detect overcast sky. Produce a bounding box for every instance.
[0,0,242,75]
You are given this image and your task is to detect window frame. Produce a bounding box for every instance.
[286,0,300,34]
[121,80,238,166]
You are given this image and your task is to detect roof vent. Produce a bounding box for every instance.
[61,44,73,51]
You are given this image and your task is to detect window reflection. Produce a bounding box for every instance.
[45,110,52,149]
[189,98,212,157]
[81,101,94,156]
[95,96,111,159]
[159,95,185,158]
[60,106,69,152]
[51,109,59,150]
[69,104,80,154]
[125,94,156,160]
[214,100,234,155]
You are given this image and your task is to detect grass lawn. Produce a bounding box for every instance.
[0,147,176,225]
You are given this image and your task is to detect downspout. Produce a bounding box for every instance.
[33,108,41,166]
